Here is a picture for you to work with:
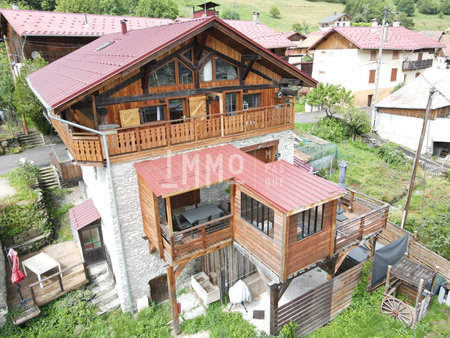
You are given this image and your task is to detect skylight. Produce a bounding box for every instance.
[96,40,114,51]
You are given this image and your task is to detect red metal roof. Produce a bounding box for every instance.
[313,26,445,51]
[134,145,344,213]
[69,198,101,231]
[27,16,316,111]
[0,9,172,37]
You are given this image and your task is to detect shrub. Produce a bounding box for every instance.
[221,8,240,20]
[0,204,47,240]
[312,117,351,143]
[269,6,281,19]
[343,108,371,140]
[418,0,441,14]
[11,161,41,199]
[306,83,354,118]
[376,142,407,168]
[396,0,415,16]
[279,320,299,337]
[391,82,405,93]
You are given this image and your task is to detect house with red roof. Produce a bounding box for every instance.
[309,23,446,107]
[26,15,388,334]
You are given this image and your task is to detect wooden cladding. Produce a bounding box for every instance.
[62,104,294,165]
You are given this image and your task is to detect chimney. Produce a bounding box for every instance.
[121,19,128,35]
[12,3,19,10]
[393,20,400,27]
[84,14,89,27]
[372,18,378,27]
[253,12,260,24]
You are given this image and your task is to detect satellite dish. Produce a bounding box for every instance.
[31,51,41,60]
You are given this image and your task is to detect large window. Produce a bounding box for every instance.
[241,192,274,238]
[243,94,260,109]
[139,105,165,123]
[201,59,213,82]
[169,99,185,121]
[150,61,175,87]
[296,205,323,241]
[178,62,193,84]
[200,57,238,82]
[225,92,237,113]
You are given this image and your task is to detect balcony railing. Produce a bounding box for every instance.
[334,189,389,252]
[402,59,433,71]
[52,103,294,165]
[161,214,233,265]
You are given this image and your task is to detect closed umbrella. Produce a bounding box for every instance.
[8,248,26,305]
[337,160,348,221]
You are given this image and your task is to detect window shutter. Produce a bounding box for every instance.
[390,68,398,82]
[369,70,376,83]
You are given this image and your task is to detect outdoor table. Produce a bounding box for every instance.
[22,252,62,289]
[181,204,224,225]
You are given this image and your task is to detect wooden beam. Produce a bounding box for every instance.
[269,284,279,335]
[167,266,180,334]
[229,182,236,240]
[166,197,173,236]
[281,214,290,281]
[194,33,207,61]
[240,60,255,84]
[174,262,187,280]
[153,193,164,259]
[241,54,261,61]
[91,95,98,130]
[141,64,151,93]
[277,279,293,301]
[279,78,301,86]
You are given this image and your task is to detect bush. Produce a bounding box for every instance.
[221,8,240,20]
[0,204,47,240]
[343,108,371,141]
[279,320,299,337]
[418,0,441,14]
[396,0,415,16]
[391,82,405,93]
[376,142,407,168]
[312,117,351,143]
[269,6,281,19]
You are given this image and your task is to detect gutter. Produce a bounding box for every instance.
[26,78,134,314]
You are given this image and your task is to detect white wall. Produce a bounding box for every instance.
[375,112,450,153]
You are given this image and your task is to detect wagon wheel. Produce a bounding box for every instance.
[380,296,414,327]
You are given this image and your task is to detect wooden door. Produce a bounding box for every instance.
[79,223,106,266]
[149,274,169,303]
[208,99,220,117]
[247,146,275,163]
[189,96,207,118]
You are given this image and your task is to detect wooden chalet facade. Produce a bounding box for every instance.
[27,16,389,334]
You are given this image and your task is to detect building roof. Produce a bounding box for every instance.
[439,33,450,57]
[311,26,445,51]
[375,68,450,110]
[69,198,101,231]
[280,31,305,42]
[0,8,173,37]
[298,30,327,49]
[134,145,344,214]
[318,13,351,25]
[418,30,444,42]
[27,16,316,112]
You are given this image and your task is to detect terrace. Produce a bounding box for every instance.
[52,103,295,166]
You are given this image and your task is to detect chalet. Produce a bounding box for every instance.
[375,68,450,157]
[309,24,446,107]
[318,12,352,31]
[0,7,172,74]
[27,16,388,334]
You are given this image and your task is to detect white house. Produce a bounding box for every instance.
[318,13,352,31]
[309,24,446,107]
[375,68,450,156]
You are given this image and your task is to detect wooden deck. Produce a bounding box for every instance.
[334,189,389,252]
[6,241,88,307]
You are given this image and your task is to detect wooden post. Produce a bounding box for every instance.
[166,122,171,147]
[401,89,434,229]
[219,94,225,137]
[430,266,439,293]
[91,95,99,130]
[358,217,365,240]
[167,266,180,334]
[415,278,425,314]
[269,284,279,336]
[58,274,64,292]
[229,183,235,240]
[368,236,377,258]
[166,197,173,236]
[83,261,89,281]
[201,226,206,249]
[349,191,355,213]
[384,265,392,295]
[413,231,418,242]
[30,287,37,307]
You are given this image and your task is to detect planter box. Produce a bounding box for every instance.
[243,273,267,299]
[191,272,220,305]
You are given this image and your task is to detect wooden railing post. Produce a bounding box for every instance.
[359,217,365,240]
[170,237,175,261]
[220,114,225,137]
[58,273,64,292]
[349,191,355,213]
[30,286,37,307]
[201,226,206,249]
[135,127,141,152]
[243,110,247,133]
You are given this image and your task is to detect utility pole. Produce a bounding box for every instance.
[401,89,434,229]
[371,7,388,128]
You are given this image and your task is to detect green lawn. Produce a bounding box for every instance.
[175,1,448,32]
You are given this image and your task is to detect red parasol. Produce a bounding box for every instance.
[8,248,26,284]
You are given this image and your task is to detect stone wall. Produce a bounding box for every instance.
[82,130,295,311]
[0,243,8,328]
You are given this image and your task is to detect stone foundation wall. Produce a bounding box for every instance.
[83,130,295,311]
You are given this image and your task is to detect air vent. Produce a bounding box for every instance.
[96,40,114,51]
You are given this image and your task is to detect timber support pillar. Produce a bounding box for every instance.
[269,283,279,335]
[167,266,180,334]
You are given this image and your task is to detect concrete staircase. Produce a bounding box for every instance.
[38,166,61,189]
[18,132,45,148]
[87,262,120,315]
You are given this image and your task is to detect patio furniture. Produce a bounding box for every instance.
[22,253,62,289]
[181,204,224,225]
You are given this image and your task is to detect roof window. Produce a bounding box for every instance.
[96,40,115,51]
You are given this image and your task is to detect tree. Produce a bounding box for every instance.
[398,12,415,28]
[441,0,450,15]
[345,0,390,23]
[269,6,281,19]
[396,0,415,16]
[55,0,102,14]
[135,0,179,19]
[221,8,240,20]
[417,0,441,14]
[306,83,354,117]
[343,108,371,140]
[13,57,54,135]
[0,44,16,120]
[292,22,309,35]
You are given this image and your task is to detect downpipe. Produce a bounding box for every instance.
[46,112,134,314]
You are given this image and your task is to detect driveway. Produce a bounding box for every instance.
[0,143,67,175]
[295,111,326,124]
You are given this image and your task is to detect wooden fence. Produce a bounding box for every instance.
[49,150,82,181]
[379,221,449,281]
[274,261,365,336]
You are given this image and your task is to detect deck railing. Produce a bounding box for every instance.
[52,103,294,164]
[49,150,82,181]
[402,59,433,71]
[334,189,389,252]
[161,214,232,264]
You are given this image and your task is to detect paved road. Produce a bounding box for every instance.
[0,143,67,175]
[295,111,326,124]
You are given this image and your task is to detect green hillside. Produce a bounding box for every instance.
[175,1,449,33]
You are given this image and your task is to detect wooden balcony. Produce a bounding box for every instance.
[334,189,389,252]
[161,214,233,266]
[402,59,433,71]
[52,104,295,166]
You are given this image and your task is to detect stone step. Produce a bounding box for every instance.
[18,133,45,148]
[97,297,121,316]
[90,270,110,284]
[87,262,109,277]
[88,280,115,294]
[91,288,118,306]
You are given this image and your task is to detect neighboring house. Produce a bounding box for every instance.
[318,12,352,31]
[309,24,445,107]
[375,68,450,157]
[0,8,172,75]
[419,30,448,69]
[297,30,327,56]
[27,16,388,334]
[438,33,450,68]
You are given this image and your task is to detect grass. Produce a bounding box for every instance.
[295,122,315,134]
[175,1,448,32]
